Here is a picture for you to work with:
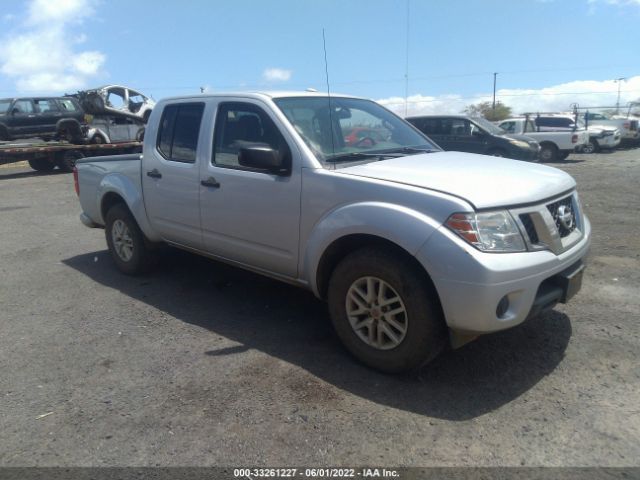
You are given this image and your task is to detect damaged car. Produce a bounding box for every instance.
[74,85,155,123]
[86,115,145,144]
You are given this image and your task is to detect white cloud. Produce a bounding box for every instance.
[262,68,292,82]
[588,0,640,13]
[0,0,105,93]
[378,76,640,117]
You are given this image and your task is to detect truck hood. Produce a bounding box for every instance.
[339,151,576,209]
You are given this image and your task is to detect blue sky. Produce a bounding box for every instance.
[1,0,639,115]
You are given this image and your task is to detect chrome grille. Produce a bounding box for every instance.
[547,196,576,238]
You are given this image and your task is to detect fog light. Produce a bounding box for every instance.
[496,296,510,318]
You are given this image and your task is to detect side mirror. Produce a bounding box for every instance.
[11,108,19,115]
[472,129,484,137]
[238,145,290,175]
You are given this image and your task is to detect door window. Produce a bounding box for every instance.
[34,99,60,113]
[442,118,470,136]
[57,99,78,112]
[13,100,34,114]
[156,103,205,163]
[106,88,127,109]
[500,121,515,133]
[213,102,290,169]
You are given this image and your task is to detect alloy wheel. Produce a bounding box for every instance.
[345,276,408,350]
[111,219,134,262]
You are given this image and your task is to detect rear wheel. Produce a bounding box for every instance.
[582,139,599,154]
[539,143,558,162]
[28,158,55,172]
[105,204,156,275]
[327,247,447,373]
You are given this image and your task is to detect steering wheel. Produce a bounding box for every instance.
[355,137,375,148]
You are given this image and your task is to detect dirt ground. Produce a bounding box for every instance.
[0,148,638,468]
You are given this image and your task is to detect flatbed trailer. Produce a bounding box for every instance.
[0,140,142,172]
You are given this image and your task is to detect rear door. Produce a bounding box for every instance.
[410,117,447,149]
[199,100,302,277]
[141,102,205,248]
[33,99,62,135]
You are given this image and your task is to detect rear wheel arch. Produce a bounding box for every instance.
[101,192,129,223]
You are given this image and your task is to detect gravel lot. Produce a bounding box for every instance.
[0,149,638,468]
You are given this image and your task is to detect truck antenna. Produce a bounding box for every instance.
[323,28,336,160]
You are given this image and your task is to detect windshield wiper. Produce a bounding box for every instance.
[381,146,438,155]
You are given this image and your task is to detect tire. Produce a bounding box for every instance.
[91,134,106,145]
[487,148,506,157]
[582,139,599,154]
[539,143,558,162]
[55,150,84,172]
[28,158,55,172]
[105,204,156,275]
[327,247,447,373]
[57,121,84,144]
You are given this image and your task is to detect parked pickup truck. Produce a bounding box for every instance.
[75,92,591,372]
[498,116,589,161]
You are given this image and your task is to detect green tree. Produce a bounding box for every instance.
[464,101,512,121]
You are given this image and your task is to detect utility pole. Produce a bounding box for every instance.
[615,77,626,115]
[492,72,498,114]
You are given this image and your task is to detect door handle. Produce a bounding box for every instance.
[201,176,220,188]
[146,169,162,179]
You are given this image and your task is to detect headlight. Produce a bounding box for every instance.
[445,211,526,252]
[509,139,530,149]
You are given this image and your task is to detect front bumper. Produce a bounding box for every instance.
[416,215,591,334]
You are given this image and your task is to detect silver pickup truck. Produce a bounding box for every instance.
[75,92,591,372]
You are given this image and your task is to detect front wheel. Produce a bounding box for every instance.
[327,248,447,373]
[105,204,156,275]
[539,143,558,162]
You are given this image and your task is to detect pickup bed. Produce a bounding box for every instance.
[75,92,591,372]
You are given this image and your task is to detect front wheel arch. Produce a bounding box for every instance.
[316,234,441,306]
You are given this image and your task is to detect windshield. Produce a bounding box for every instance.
[274,96,439,165]
[471,116,506,135]
[0,99,11,114]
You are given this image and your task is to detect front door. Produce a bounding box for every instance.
[443,118,485,154]
[8,99,37,136]
[199,100,302,278]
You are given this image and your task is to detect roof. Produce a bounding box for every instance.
[405,114,473,120]
[159,90,366,103]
